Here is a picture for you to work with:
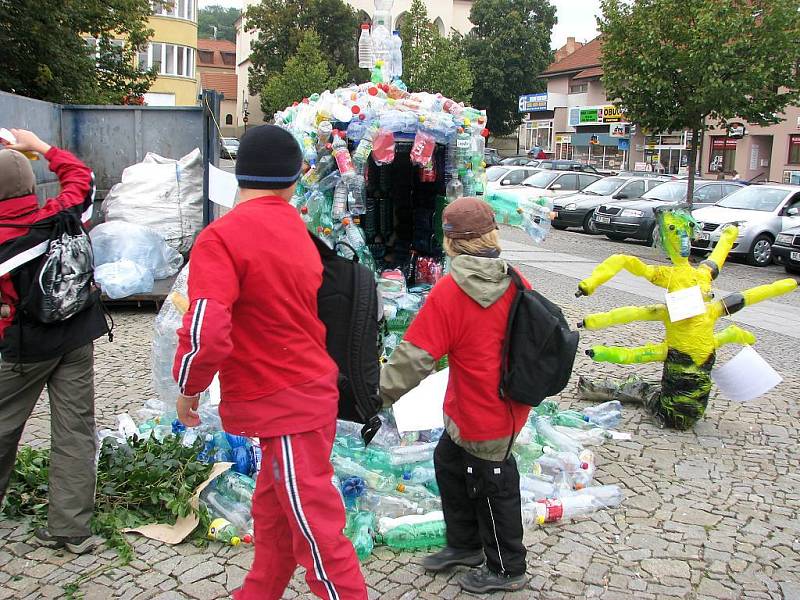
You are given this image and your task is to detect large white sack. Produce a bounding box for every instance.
[103,149,203,254]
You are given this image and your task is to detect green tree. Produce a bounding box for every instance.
[198,5,240,42]
[465,0,556,136]
[599,0,800,202]
[244,0,359,96]
[0,0,156,105]
[399,0,473,102]
[260,30,347,117]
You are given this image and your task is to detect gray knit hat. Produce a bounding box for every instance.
[0,149,36,201]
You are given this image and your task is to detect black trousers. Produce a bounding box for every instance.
[433,432,526,577]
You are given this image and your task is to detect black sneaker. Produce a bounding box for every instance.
[34,528,102,555]
[420,546,484,572]
[458,566,528,594]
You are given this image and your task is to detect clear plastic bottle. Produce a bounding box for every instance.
[388,442,437,466]
[201,487,253,532]
[522,485,624,525]
[446,177,463,201]
[358,491,424,518]
[583,401,623,428]
[300,206,313,230]
[390,31,403,79]
[332,456,397,492]
[371,15,392,72]
[353,122,379,173]
[407,465,436,485]
[332,132,355,176]
[214,470,256,505]
[317,120,333,149]
[519,475,556,500]
[358,23,375,69]
[534,416,583,454]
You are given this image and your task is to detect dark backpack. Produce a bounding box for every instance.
[310,233,383,444]
[499,266,579,407]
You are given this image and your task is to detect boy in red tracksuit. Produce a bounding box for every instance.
[173,125,367,600]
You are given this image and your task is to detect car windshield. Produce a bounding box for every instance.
[643,181,688,201]
[717,187,788,212]
[523,171,559,188]
[582,177,625,195]
[486,166,510,182]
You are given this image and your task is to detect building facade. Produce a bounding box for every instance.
[235,0,474,131]
[138,1,199,106]
[197,39,238,136]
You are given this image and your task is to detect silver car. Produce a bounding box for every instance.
[691,184,800,266]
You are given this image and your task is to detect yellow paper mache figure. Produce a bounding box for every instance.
[575,206,797,429]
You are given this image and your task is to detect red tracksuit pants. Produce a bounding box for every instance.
[233,423,367,600]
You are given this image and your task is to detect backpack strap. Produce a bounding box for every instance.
[499,264,523,400]
[506,263,526,292]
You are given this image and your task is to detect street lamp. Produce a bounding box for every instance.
[242,90,249,133]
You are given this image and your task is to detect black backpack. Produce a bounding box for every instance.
[499,266,579,407]
[310,233,383,444]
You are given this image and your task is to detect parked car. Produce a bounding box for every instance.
[220,137,239,159]
[484,148,502,166]
[535,160,601,174]
[692,184,800,266]
[617,170,680,180]
[526,159,542,167]
[773,224,800,275]
[552,175,670,234]
[492,170,603,206]
[485,165,541,195]
[500,156,532,166]
[592,180,744,244]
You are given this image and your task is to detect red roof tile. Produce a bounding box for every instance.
[543,37,603,76]
[572,66,604,80]
[200,72,238,100]
[198,39,236,68]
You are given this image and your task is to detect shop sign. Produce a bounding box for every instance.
[712,138,738,149]
[617,139,630,151]
[727,122,746,139]
[555,134,572,144]
[609,123,629,138]
[569,104,626,126]
[518,93,548,112]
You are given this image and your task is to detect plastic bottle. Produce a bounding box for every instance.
[534,416,583,455]
[377,513,446,550]
[551,411,593,429]
[519,475,556,500]
[372,128,396,165]
[300,206,313,230]
[455,127,471,170]
[522,485,624,525]
[371,15,392,74]
[552,425,610,446]
[358,23,375,69]
[407,465,436,485]
[302,137,318,166]
[347,511,376,561]
[390,31,403,79]
[332,456,397,492]
[388,442,437,466]
[317,120,333,149]
[201,488,253,532]
[208,518,252,546]
[446,177,463,201]
[353,122,379,173]
[358,491,425,518]
[332,132,355,176]
[214,470,256,505]
[340,476,367,510]
[583,401,623,428]
[410,130,436,166]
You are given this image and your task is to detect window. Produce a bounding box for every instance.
[506,170,529,185]
[789,135,800,164]
[709,136,737,173]
[569,82,588,94]
[141,43,195,78]
[152,0,196,21]
[198,50,214,64]
[555,174,579,190]
[722,185,742,197]
[221,52,236,66]
[579,174,598,189]
[225,114,233,125]
[621,180,646,198]
[646,179,664,191]
[693,185,723,203]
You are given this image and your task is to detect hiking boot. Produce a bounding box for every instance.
[34,528,102,555]
[420,546,484,572]
[458,566,528,594]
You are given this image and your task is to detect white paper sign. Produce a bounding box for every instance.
[711,346,782,402]
[665,286,705,322]
[392,368,449,433]
[209,163,238,208]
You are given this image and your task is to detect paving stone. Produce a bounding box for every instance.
[640,558,691,579]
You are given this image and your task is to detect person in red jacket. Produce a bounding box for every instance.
[380,197,531,594]
[0,129,107,555]
[173,125,367,600]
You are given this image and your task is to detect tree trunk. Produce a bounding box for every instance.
[686,122,702,209]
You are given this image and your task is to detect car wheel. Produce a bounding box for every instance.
[552,223,568,230]
[583,211,599,235]
[606,234,627,241]
[746,234,773,267]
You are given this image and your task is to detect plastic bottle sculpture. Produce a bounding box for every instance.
[575,206,797,429]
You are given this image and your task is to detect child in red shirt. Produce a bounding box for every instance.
[174,125,366,600]
[380,197,530,594]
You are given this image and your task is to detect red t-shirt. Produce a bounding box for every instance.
[404,273,532,442]
[173,195,338,437]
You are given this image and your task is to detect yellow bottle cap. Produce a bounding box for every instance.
[231,536,241,546]
[537,515,545,525]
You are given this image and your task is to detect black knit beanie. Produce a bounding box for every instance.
[235,124,303,190]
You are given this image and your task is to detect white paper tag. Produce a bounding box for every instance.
[456,138,470,149]
[665,286,705,322]
[711,346,782,402]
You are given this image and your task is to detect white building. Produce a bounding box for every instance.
[235,0,475,131]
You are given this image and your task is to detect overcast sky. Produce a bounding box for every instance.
[198,0,601,48]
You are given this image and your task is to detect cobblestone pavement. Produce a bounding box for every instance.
[2,228,799,600]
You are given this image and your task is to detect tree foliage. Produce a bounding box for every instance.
[465,0,556,136]
[260,31,347,117]
[0,0,156,104]
[198,4,240,42]
[599,0,800,199]
[398,0,473,103]
[244,0,359,96]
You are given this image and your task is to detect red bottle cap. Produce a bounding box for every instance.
[300,206,308,214]
[368,87,378,96]
[242,534,253,544]
[351,105,361,115]
[361,23,370,30]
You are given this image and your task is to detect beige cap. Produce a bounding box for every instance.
[0,149,35,201]
[443,196,498,239]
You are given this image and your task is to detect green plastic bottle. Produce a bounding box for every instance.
[347,512,376,561]
[533,399,560,417]
[551,411,592,429]
[379,520,446,550]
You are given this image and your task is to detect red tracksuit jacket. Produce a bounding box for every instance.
[173,195,339,438]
